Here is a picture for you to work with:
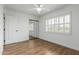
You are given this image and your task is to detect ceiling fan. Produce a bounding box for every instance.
[29,4,50,14]
[34,4,44,14]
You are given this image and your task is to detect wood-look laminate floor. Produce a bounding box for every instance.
[3,39,79,55]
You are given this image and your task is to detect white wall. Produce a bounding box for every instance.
[5,8,37,44]
[0,5,4,55]
[39,5,79,51]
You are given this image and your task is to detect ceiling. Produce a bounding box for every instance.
[4,4,68,16]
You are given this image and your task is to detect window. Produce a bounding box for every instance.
[45,14,71,33]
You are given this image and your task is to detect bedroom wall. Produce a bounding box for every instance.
[4,8,38,44]
[0,5,4,54]
[39,5,79,51]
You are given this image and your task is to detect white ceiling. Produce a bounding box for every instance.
[4,4,68,16]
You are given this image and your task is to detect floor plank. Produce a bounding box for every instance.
[3,39,79,55]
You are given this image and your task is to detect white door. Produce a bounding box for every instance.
[5,15,17,44]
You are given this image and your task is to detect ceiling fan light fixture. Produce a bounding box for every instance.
[34,4,44,14]
[36,8,42,12]
[36,8,43,14]
[34,4,43,8]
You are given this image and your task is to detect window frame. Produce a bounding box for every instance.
[45,12,72,35]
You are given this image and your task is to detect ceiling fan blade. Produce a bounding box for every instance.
[41,8,50,11]
[34,4,44,8]
[27,8,37,11]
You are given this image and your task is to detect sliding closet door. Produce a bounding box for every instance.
[34,21,39,37]
[29,20,39,38]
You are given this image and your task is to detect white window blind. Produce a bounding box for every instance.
[45,14,71,33]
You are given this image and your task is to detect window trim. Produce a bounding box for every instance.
[45,12,72,35]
